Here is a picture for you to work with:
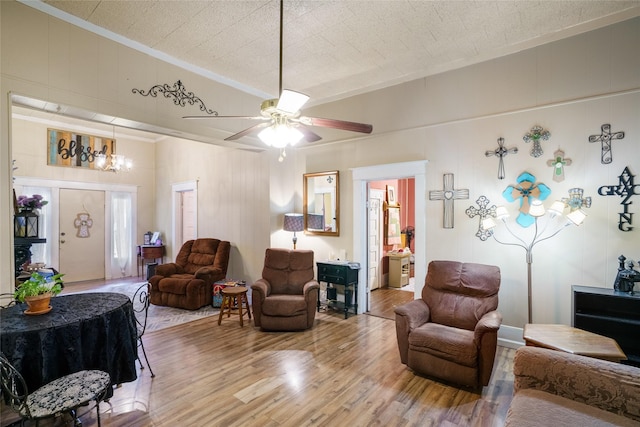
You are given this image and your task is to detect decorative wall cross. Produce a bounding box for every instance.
[588,123,625,164]
[429,173,469,229]
[546,149,572,182]
[74,213,93,238]
[485,137,518,179]
[503,171,551,227]
[465,196,497,241]
[523,125,551,158]
[561,188,591,212]
[598,166,640,232]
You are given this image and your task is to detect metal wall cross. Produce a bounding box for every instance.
[485,137,518,179]
[429,173,469,229]
[523,125,551,158]
[589,123,625,164]
[546,149,572,182]
[465,196,497,241]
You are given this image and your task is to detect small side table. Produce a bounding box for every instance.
[218,287,251,327]
[138,245,164,276]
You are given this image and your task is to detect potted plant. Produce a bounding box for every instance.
[14,272,64,314]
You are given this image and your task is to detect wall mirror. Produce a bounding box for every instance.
[303,170,339,236]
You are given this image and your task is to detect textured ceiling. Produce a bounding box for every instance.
[34,0,640,105]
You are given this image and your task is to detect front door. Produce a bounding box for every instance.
[59,189,105,282]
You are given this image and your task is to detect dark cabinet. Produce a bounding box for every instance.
[317,262,360,319]
[572,285,640,366]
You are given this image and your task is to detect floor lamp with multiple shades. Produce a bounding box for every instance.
[283,213,304,249]
[482,199,586,323]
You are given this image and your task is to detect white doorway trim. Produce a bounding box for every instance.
[352,160,428,313]
[171,180,198,254]
[13,177,138,279]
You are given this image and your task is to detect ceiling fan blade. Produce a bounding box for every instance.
[302,116,373,134]
[298,126,322,143]
[183,115,266,120]
[225,122,271,141]
[276,89,309,114]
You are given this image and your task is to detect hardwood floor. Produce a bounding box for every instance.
[2,279,515,427]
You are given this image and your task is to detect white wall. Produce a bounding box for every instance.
[289,17,640,331]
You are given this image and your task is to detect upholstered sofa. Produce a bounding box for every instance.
[505,346,640,426]
[149,239,230,310]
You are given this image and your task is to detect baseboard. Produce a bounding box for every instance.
[498,325,524,349]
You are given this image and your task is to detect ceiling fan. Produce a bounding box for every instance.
[183,0,373,149]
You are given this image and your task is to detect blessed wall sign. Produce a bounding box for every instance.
[47,128,115,169]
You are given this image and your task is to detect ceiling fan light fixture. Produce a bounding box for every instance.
[258,123,304,148]
[276,89,309,115]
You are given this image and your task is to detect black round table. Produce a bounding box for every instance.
[0,292,138,393]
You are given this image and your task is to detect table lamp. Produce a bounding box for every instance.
[283,213,304,249]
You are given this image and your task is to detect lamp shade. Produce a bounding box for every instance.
[307,213,324,230]
[566,209,587,226]
[283,213,304,232]
[495,206,510,220]
[529,199,546,217]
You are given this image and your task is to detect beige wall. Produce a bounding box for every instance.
[287,17,640,333]
[1,2,639,335]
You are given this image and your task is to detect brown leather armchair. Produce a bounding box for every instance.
[251,248,319,331]
[149,239,230,310]
[394,260,502,389]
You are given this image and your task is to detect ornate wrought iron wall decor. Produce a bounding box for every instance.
[561,188,591,212]
[429,173,469,229]
[523,125,550,158]
[588,123,625,164]
[132,80,218,115]
[502,171,551,227]
[485,137,518,180]
[546,149,572,182]
[598,166,639,232]
[466,196,497,241]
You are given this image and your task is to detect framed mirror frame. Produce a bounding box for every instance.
[303,170,339,236]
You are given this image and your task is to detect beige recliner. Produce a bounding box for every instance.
[394,260,502,389]
[251,248,319,331]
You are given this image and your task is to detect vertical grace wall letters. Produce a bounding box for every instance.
[598,167,640,232]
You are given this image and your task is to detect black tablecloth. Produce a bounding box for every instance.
[0,292,138,392]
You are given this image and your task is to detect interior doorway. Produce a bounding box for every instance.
[352,160,428,315]
[172,181,198,252]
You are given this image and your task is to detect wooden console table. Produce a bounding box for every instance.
[523,323,627,362]
[137,245,165,276]
[317,261,360,319]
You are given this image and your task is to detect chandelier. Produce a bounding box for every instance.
[95,153,132,172]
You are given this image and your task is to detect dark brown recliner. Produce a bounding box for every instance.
[252,248,319,331]
[149,239,230,310]
[394,260,502,389]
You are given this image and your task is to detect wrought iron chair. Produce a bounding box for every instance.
[0,352,111,427]
[132,282,155,377]
[0,292,17,309]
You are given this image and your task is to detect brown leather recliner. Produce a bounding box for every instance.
[251,248,319,331]
[394,260,502,389]
[149,239,230,310]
